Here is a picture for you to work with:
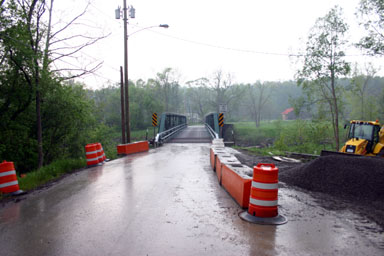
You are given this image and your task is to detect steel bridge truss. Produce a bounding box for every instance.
[155,113,187,146]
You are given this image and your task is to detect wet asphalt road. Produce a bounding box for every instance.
[0,143,383,256]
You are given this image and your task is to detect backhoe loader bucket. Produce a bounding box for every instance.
[320,150,363,157]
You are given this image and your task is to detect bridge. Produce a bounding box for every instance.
[154,112,220,145]
[0,112,381,255]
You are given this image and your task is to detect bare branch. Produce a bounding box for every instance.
[49,33,109,64]
[49,2,90,40]
[56,61,103,80]
[50,34,102,46]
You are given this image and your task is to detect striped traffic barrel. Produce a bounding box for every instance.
[85,144,99,167]
[0,161,21,194]
[239,163,287,225]
[248,163,278,217]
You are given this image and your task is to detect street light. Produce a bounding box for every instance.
[115,2,168,144]
[128,24,169,37]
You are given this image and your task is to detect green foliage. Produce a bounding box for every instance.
[357,0,384,55]
[273,119,335,153]
[42,81,95,163]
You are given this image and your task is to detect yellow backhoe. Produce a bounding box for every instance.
[321,120,384,157]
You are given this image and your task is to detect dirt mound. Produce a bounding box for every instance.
[279,155,384,201]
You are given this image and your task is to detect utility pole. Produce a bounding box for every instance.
[116,1,134,143]
[120,66,126,143]
[115,3,167,144]
[123,0,131,143]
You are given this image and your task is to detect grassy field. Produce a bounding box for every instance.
[232,120,340,155]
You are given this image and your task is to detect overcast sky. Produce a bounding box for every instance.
[53,0,380,89]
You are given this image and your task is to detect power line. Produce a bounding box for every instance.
[145,28,374,58]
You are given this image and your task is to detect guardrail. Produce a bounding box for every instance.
[205,123,219,139]
[155,123,187,146]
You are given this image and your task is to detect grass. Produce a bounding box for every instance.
[231,120,293,145]
[132,127,156,141]
[0,158,86,200]
[17,158,86,191]
[232,120,340,155]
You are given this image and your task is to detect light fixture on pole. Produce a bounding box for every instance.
[115,2,135,143]
[115,2,169,144]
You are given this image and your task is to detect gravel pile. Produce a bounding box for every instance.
[279,155,384,201]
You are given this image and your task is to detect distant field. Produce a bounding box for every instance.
[231,120,338,155]
[231,121,294,145]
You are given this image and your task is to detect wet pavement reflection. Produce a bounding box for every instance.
[0,144,383,255]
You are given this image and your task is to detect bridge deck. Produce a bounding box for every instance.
[168,125,211,143]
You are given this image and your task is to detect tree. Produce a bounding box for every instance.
[247,81,273,127]
[379,88,384,120]
[209,70,245,120]
[0,0,105,168]
[349,63,377,119]
[357,0,384,55]
[297,6,350,150]
[185,77,211,122]
[154,68,181,113]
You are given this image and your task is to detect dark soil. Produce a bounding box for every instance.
[279,154,384,229]
[235,149,384,229]
[279,155,384,202]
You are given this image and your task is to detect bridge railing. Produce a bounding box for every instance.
[205,123,219,139]
[155,113,187,145]
[204,113,220,139]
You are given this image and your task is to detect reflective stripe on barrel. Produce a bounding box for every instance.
[86,157,99,163]
[252,181,278,190]
[85,150,98,155]
[0,180,18,189]
[249,197,278,207]
[0,170,16,177]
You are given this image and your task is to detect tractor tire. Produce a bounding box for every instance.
[378,148,384,157]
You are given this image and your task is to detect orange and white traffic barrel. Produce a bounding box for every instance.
[239,163,287,225]
[0,161,25,196]
[95,143,104,163]
[85,144,99,167]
